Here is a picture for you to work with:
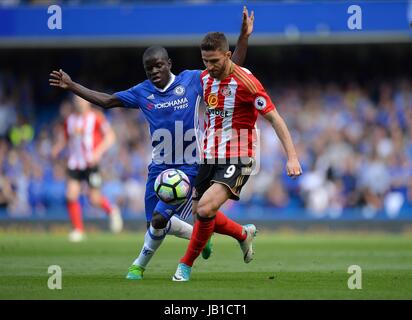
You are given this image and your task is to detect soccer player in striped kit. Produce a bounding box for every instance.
[172,32,303,281]
[50,7,254,278]
[51,95,123,242]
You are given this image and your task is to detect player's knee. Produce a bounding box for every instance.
[196,201,217,218]
[88,192,101,206]
[151,213,168,229]
[66,192,78,202]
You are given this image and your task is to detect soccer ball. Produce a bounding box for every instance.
[154,169,191,205]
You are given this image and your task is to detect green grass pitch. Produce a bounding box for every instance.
[1,231,412,299]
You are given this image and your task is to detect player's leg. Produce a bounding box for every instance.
[126,183,157,280]
[127,199,197,280]
[126,168,188,279]
[214,208,257,264]
[167,195,212,259]
[126,171,210,280]
[172,164,216,281]
[133,169,202,241]
[87,167,123,233]
[173,182,231,281]
[132,197,213,273]
[180,183,230,261]
[190,200,213,260]
[66,175,84,242]
[165,171,197,240]
[142,200,187,263]
[210,160,257,263]
[173,161,257,281]
[88,188,123,233]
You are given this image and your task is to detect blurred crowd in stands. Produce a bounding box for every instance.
[0,71,151,218]
[246,79,412,219]
[1,65,412,220]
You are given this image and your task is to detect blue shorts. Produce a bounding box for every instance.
[145,163,198,222]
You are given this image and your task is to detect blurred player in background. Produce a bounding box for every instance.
[51,95,123,242]
[50,6,254,279]
[172,32,302,281]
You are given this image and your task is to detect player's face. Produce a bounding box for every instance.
[201,50,231,79]
[143,55,172,89]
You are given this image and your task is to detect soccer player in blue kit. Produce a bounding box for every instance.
[49,6,254,280]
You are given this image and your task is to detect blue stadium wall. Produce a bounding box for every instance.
[0,1,411,46]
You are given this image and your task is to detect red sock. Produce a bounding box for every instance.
[180,216,216,267]
[100,197,112,215]
[214,211,246,241]
[67,200,84,231]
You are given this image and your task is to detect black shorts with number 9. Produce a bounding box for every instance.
[192,158,254,201]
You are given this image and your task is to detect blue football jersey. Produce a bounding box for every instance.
[115,70,203,169]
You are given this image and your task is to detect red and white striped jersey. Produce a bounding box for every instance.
[200,63,275,159]
[64,110,110,170]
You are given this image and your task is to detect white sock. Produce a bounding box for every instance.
[167,215,193,240]
[132,225,166,269]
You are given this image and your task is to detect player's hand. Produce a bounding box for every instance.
[90,150,102,166]
[286,157,302,179]
[240,6,254,38]
[49,69,72,89]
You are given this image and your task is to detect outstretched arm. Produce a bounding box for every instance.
[263,109,303,179]
[231,6,254,66]
[49,69,122,109]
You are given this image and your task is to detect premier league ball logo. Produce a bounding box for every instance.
[254,96,267,110]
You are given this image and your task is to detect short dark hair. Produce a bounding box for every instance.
[200,32,229,52]
[142,46,169,62]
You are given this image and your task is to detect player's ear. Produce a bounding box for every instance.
[168,58,172,69]
[226,51,232,59]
